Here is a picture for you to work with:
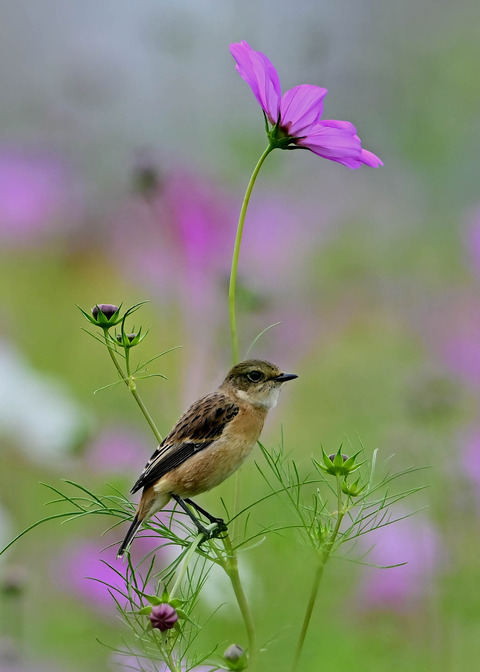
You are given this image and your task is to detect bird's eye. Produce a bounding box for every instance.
[247,370,263,383]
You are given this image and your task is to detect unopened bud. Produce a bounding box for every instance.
[132,150,162,198]
[328,453,348,463]
[116,332,137,343]
[341,477,367,498]
[149,603,178,631]
[317,448,362,477]
[92,304,119,320]
[1,566,28,597]
[224,644,247,670]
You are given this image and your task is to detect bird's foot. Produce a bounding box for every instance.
[210,517,228,534]
[196,520,228,544]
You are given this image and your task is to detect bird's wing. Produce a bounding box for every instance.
[130,392,239,494]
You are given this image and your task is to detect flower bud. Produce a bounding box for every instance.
[316,448,362,477]
[224,644,247,670]
[115,328,148,348]
[132,150,162,198]
[1,566,28,597]
[328,453,349,463]
[79,303,123,329]
[341,477,367,498]
[116,332,137,343]
[149,603,178,631]
[92,304,119,320]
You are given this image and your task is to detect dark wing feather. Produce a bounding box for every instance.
[130,392,239,494]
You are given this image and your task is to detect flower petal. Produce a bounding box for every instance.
[230,41,281,124]
[280,85,328,136]
[299,120,383,168]
[358,149,384,168]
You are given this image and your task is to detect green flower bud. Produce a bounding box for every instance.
[328,453,349,463]
[224,644,247,671]
[116,332,137,344]
[316,448,362,477]
[115,328,148,348]
[78,303,123,329]
[341,477,367,498]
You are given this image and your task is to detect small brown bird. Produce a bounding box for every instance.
[117,359,297,557]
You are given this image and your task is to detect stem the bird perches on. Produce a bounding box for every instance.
[221,533,258,671]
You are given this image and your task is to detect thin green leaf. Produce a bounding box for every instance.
[244,322,281,359]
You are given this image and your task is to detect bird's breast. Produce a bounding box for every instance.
[156,405,266,497]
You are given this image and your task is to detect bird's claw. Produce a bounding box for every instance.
[211,517,228,533]
[197,520,229,544]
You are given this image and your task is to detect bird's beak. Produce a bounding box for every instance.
[273,372,298,382]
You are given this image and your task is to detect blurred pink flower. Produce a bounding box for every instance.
[443,335,480,389]
[110,154,332,398]
[0,146,82,243]
[230,41,382,169]
[54,530,169,613]
[357,511,441,611]
[465,206,480,277]
[460,428,480,501]
[241,195,323,292]
[111,166,232,306]
[433,300,480,390]
[113,159,326,306]
[110,652,213,672]
[0,639,60,672]
[85,425,152,474]
[0,655,58,672]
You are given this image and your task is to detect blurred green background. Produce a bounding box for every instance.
[1,1,480,670]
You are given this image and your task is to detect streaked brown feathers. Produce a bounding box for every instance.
[130,392,239,494]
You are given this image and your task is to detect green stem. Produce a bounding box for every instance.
[160,640,181,672]
[291,476,345,672]
[169,533,204,600]
[229,144,274,538]
[228,144,274,364]
[103,331,163,443]
[219,533,257,671]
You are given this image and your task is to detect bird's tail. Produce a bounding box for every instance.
[117,513,142,558]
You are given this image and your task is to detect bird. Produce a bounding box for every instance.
[117,359,297,557]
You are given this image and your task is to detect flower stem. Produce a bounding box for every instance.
[216,533,257,671]
[229,143,274,539]
[291,476,345,672]
[103,331,163,443]
[160,641,181,672]
[228,144,274,364]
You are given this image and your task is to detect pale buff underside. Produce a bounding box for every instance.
[140,404,266,518]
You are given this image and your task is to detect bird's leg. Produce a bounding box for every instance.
[184,498,228,533]
[171,494,215,538]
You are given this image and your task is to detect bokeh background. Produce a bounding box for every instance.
[1,1,480,670]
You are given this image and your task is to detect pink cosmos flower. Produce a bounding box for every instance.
[230,41,382,169]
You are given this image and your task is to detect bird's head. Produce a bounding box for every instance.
[221,359,298,409]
